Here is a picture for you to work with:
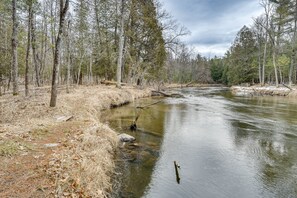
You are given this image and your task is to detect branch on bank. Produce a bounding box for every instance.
[152,90,184,98]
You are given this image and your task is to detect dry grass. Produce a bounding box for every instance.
[0,85,151,197]
[0,140,32,157]
[70,124,117,197]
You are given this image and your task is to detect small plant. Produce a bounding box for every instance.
[29,128,49,139]
[0,140,33,157]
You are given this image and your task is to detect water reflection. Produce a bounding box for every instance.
[227,95,297,198]
[105,88,297,198]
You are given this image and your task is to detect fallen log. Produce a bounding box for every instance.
[100,80,126,86]
[186,81,194,87]
[152,90,184,98]
[282,83,293,91]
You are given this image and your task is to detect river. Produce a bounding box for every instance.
[103,87,297,198]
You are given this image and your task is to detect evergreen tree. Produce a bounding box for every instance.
[226,26,258,85]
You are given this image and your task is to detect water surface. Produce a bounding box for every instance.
[104,87,297,198]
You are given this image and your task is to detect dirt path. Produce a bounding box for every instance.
[0,85,151,197]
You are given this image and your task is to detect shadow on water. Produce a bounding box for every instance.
[102,98,169,198]
[103,88,297,198]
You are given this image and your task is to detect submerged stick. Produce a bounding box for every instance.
[131,100,163,130]
[136,100,163,109]
[174,161,181,184]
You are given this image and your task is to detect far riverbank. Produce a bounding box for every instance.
[231,85,297,97]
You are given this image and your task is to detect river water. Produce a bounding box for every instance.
[103,87,297,198]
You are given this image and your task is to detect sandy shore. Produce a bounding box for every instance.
[0,85,151,197]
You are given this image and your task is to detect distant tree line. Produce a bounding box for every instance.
[210,0,297,86]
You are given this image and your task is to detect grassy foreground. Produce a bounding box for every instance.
[0,85,151,197]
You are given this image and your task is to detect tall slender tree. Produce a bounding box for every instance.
[25,0,33,96]
[50,0,69,107]
[116,0,126,88]
[11,0,18,95]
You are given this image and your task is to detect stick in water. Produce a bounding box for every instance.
[174,161,181,184]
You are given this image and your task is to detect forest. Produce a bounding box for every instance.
[211,0,297,86]
[1,0,297,103]
[0,0,194,102]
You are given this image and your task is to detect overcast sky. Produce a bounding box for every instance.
[160,0,264,57]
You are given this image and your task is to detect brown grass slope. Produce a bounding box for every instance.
[0,85,151,197]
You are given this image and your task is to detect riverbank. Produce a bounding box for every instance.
[0,85,151,197]
[231,85,297,97]
[165,83,225,89]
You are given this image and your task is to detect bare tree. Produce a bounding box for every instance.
[31,10,41,87]
[12,0,18,95]
[66,20,71,93]
[50,0,69,107]
[25,0,33,96]
[116,0,126,88]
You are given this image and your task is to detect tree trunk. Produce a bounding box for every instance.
[50,0,57,58]
[272,46,279,87]
[50,0,69,107]
[12,0,18,95]
[76,53,84,85]
[41,3,48,83]
[262,28,268,86]
[258,38,262,84]
[117,0,125,88]
[89,54,93,84]
[289,53,294,86]
[31,14,41,87]
[25,1,33,96]
[66,20,71,93]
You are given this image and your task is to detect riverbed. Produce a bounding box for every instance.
[104,87,297,198]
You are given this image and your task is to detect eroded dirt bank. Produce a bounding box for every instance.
[0,85,151,197]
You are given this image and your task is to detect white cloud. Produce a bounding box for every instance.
[160,0,264,57]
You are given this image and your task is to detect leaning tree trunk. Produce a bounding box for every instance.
[12,0,18,95]
[50,0,69,107]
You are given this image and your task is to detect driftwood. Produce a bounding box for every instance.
[56,115,73,122]
[174,161,181,184]
[130,100,164,130]
[282,83,293,91]
[152,90,184,98]
[186,81,194,87]
[101,80,126,86]
[130,113,140,131]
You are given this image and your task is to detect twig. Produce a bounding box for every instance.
[136,100,163,109]
[174,161,181,184]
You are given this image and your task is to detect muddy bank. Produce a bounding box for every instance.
[231,85,297,97]
[0,85,151,197]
